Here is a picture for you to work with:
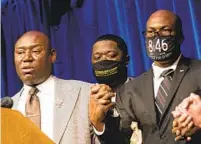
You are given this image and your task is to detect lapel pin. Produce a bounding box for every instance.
[56,98,64,108]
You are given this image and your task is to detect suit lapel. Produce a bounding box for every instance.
[160,56,190,126]
[12,88,24,110]
[142,69,157,125]
[53,78,80,144]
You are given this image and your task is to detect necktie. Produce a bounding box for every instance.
[155,69,174,117]
[25,87,41,129]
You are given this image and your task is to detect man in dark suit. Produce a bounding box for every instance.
[90,34,142,143]
[90,10,201,144]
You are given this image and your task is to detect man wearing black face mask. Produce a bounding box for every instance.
[89,34,142,143]
[93,10,201,144]
[91,34,131,90]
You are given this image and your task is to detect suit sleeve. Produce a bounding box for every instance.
[96,86,135,144]
[96,113,132,144]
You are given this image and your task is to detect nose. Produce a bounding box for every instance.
[99,55,108,61]
[23,51,33,62]
[154,31,160,37]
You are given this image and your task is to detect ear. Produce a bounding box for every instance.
[124,55,130,66]
[178,35,184,45]
[50,49,57,63]
[177,31,184,45]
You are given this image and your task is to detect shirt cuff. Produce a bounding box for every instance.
[93,124,105,135]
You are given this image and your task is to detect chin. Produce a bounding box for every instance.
[22,77,36,86]
[23,80,36,86]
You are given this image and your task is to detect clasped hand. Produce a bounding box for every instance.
[89,84,115,132]
[172,93,201,141]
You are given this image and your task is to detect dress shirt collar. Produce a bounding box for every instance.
[152,55,181,80]
[23,75,54,95]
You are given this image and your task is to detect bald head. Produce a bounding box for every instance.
[147,10,177,27]
[146,10,183,38]
[15,31,51,51]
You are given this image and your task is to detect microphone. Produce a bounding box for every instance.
[1,96,13,108]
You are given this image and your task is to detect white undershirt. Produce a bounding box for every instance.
[17,75,55,140]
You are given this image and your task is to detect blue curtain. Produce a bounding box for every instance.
[1,0,201,97]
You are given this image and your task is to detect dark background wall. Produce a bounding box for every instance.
[1,0,201,97]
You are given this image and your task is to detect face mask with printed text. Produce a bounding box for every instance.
[146,36,181,61]
[92,60,127,88]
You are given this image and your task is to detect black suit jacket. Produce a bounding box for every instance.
[98,56,201,144]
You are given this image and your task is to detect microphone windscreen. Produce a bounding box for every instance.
[1,96,13,108]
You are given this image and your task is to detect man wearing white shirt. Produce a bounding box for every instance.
[152,55,181,98]
[89,10,201,144]
[12,30,109,144]
[16,75,55,139]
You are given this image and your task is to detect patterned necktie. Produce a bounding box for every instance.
[155,69,174,117]
[25,87,41,129]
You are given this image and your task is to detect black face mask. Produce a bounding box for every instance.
[146,36,181,61]
[92,60,127,88]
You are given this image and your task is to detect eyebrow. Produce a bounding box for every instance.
[147,26,172,30]
[15,43,43,49]
[93,50,119,54]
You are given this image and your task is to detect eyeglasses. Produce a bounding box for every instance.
[142,29,173,38]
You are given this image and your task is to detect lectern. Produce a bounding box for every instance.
[1,108,55,144]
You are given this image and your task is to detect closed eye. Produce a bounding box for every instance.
[16,50,25,55]
[93,55,101,60]
[32,48,42,54]
[108,53,118,58]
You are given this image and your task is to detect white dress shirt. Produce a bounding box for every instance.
[17,75,55,140]
[152,55,181,98]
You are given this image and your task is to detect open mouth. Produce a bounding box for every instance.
[24,72,33,75]
[21,67,34,74]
